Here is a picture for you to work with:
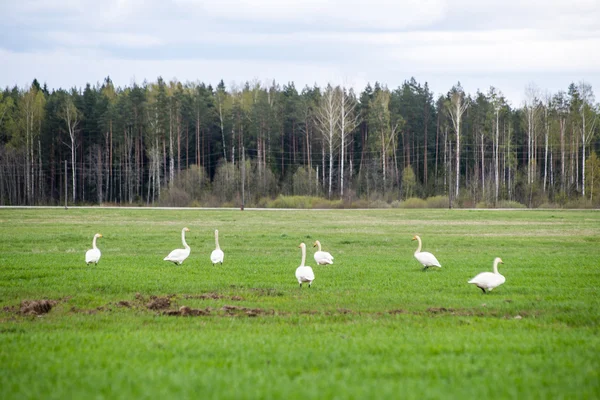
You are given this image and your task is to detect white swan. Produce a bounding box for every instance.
[412,235,442,270]
[85,233,103,265]
[210,229,224,265]
[313,240,334,265]
[295,243,315,288]
[164,227,191,265]
[468,257,505,293]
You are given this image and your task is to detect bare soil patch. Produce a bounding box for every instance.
[20,300,57,315]
[163,306,212,317]
[146,296,172,310]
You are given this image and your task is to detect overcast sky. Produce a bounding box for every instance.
[1,0,599,106]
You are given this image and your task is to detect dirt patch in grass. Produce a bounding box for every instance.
[117,301,132,308]
[221,305,274,317]
[2,305,18,313]
[20,300,57,315]
[146,296,171,310]
[161,304,274,317]
[184,293,223,300]
[163,306,213,317]
[427,307,455,314]
[183,293,245,301]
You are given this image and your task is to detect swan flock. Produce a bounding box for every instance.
[84,229,506,294]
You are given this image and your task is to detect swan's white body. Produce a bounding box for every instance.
[313,240,334,265]
[468,257,505,293]
[412,235,441,270]
[210,229,224,265]
[164,227,191,265]
[295,243,315,287]
[85,233,103,265]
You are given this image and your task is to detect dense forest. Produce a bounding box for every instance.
[0,77,599,208]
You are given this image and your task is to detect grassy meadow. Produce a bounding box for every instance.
[1,207,599,399]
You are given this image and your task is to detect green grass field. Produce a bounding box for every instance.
[1,208,599,399]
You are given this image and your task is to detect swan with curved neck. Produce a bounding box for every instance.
[210,229,224,265]
[411,235,441,270]
[85,233,103,265]
[468,257,505,294]
[295,243,315,288]
[164,227,191,265]
[313,240,334,265]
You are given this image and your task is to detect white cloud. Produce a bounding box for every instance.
[0,48,346,90]
[44,31,165,49]
[176,0,447,30]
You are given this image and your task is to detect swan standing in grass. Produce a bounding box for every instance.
[296,243,315,288]
[468,257,505,294]
[164,227,191,265]
[85,233,103,265]
[210,229,224,265]
[313,240,334,265]
[412,235,442,270]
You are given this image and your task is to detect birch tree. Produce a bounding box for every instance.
[524,84,541,185]
[315,84,340,199]
[59,92,81,203]
[578,81,598,197]
[339,87,359,198]
[19,84,45,204]
[542,92,552,193]
[446,84,469,200]
[488,87,505,203]
[552,91,569,193]
[369,87,400,195]
[215,80,229,161]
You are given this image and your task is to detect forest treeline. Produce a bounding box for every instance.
[0,76,599,208]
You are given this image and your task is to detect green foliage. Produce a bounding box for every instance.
[267,195,343,209]
[565,197,596,209]
[425,195,449,208]
[476,200,526,209]
[399,197,427,208]
[292,166,318,196]
[1,77,599,208]
[401,165,416,199]
[497,200,527,208]
[585,152,600,203]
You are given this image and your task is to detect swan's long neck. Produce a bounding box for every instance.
[493,259,500,274]
[215,230,220,250]
[181,229,189,249]
[316,241,322,251]
[300,245,306,267]
[92,235,98,250]
[414,237,422,254]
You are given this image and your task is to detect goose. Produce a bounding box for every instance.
[313,240,334,265]
[412,235,442,270]
[85,233,103,265]
[295,243,315,288]
[468,257,505,294]
[164,227,191,265]
[210,229,224,265]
